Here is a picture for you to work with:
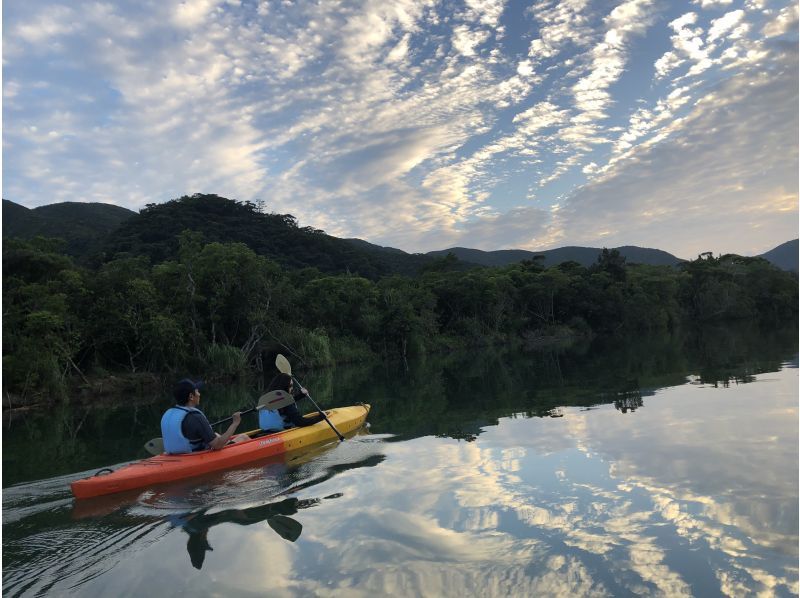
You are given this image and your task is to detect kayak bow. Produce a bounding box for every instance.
[71,404,370,499]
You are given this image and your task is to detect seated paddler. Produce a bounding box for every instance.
[161,379,243,454]
[259,373,325,432]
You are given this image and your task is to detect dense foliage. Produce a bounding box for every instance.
[94,194,435,277]
[2,199,135,258]
[4,206,797,403]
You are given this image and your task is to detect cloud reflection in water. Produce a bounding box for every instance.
[284,367,797,596]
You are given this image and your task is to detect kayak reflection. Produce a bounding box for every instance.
[170,496,326,569]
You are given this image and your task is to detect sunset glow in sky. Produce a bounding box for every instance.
[3,0,798,257]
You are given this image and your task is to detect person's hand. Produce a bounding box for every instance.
[231,411,242,427]
[299,386,309,396]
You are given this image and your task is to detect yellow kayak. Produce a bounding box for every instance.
[71,405,371,499]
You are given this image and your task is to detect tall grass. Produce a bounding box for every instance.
[203,343,248,380]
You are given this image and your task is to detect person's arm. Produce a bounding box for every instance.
[280,403,324,428]
[208,412,242,450]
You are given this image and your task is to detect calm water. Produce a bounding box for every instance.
[3,325,798,597]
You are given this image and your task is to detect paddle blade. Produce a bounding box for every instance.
[268,515,302,542]
[275,354,292,375]
[144,438,164,456]
[257,390,295,411]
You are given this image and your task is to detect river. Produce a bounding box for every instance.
[3,324,798,596]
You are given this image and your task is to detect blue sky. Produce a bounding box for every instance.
[3,0,798,258]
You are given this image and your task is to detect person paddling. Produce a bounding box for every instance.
[161,379,243,454]
[258,373,324,432]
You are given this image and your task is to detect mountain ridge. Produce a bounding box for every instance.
[3,199,136,257]
[3,198,796,273]
[425,245,684,268]
[756,239,798,272]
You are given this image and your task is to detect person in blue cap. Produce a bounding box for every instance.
[161,379,243,454]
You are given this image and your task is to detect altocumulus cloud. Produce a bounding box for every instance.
[2,0,797,256]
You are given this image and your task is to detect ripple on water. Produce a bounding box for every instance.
[3,428,391,596]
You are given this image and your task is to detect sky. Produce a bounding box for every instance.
[3,0,798,258]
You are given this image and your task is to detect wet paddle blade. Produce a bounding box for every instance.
[257,390,295,411]
[268,515,302,542]
[144,438,164,456]
[275,354,292,375]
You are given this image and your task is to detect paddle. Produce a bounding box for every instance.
[267,515,303,542]
[143,390,296,456]
[275,354,345,442]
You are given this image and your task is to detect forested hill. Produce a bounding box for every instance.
[4,193,797,405]
[2,199,135,256]
[425,245,683,268]
[3,195,796,274]
[95,194,434,278]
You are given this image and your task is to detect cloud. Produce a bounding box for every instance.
[3,0,796,257]
[452,24,492,57]
[12,5,79,44]
[172,0,224,29]
[763,4,799,37]
[554,44,798,257]
[572,0,657,119]
[708,9,745,42]
[526,0,594,63]
[463,0,508,28]
[318,126,456,194]
[693,0,733,7]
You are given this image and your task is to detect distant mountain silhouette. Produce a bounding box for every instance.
[344,238,410,255]
[757,239,798,272]
[3,199,135,257]
[425,245,684,268]
[4,197,796,274]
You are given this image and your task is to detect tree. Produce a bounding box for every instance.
[377,277,438,358]
[593,248,627,282]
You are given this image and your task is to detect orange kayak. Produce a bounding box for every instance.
[71,405,371,499]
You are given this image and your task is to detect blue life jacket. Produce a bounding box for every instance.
[258,408,284,431]
[161,406,206,454]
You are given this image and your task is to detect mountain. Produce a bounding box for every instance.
[757,239,798,272]
[98,194,433,278]
[3,199,136,256]
[426,245,684,268]
[5,196,795,275]
[344,238,409,255]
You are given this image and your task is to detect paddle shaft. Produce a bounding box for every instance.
[212,390,295,427]
[291,375,345,441]
[212,406,256,428]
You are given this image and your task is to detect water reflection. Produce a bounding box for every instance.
[185,353,793,597]
[2,323,797,596]
[172,497,314,569]
[346,321,798,443]
[2,437,386,596]
[3,322,796,486]
[311,366,796,596]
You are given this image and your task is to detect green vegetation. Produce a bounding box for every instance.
[93,194,434,277]
[3,195,797,405]
[2,199,136,258]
